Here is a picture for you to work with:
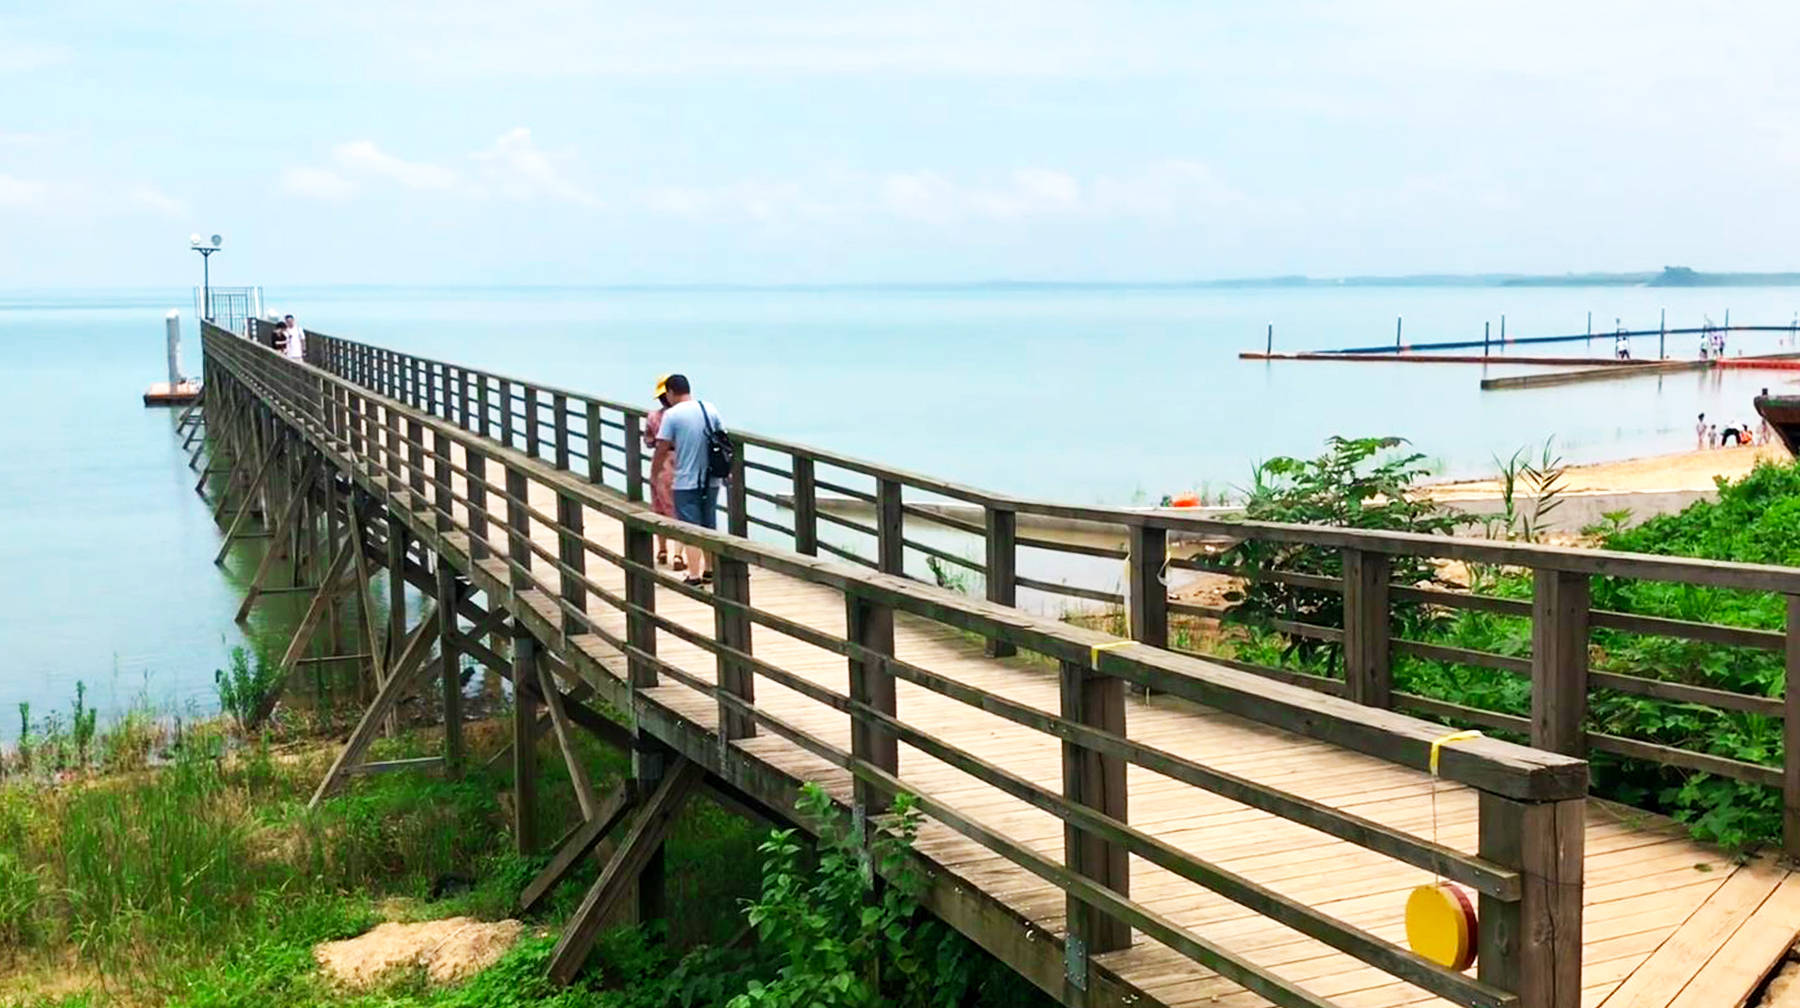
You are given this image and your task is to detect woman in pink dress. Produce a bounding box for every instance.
[645,377,680,568]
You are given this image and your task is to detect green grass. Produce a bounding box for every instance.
[0,709,1048,1008]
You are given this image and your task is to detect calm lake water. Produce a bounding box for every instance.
[5,283,1799,725]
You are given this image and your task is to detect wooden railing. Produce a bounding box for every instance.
[215,321,1588,1008]
[274,321,1800,865]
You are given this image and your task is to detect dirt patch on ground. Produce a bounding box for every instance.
[314,916,524,988]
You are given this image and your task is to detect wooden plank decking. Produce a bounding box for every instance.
[483,473,1796,1008]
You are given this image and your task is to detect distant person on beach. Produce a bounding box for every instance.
[1721,423,1742,447]
[1709,423,1719,447]
[1696,413,1708,450]
[652,374,728,585]
[1614,333,1630,360]
[643,377,679,569]
[278,315,305,361]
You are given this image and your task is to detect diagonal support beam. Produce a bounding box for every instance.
[308,602,442,807]
[517,784,635,914]
[235,457,320,622]
[213,440,281,552]
[247,534,360,728]
[547,759,702,985]
[538,659,601,820]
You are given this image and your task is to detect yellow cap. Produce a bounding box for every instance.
[652,374,670,397]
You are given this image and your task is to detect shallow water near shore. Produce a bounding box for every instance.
[4,282,1799,723]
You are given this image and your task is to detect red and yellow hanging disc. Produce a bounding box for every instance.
[1405,882,1478,970]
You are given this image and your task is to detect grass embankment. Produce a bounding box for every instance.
[0,708,1046,1008]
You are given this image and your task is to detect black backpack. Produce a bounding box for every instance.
[699,403,734,484]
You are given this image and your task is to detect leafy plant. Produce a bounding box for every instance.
[69,681,97,769]
[1481,438,1568,543]
[1214,436,1459,671]
[215,645,282,734]
[732,783,995,1008]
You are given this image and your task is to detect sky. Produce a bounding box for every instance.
[3,1,1800,287]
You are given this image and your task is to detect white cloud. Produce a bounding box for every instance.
[332,140,460,191]
[126,183,186,216]
[0,40,68,73]
[279,165,357,201]
[470,128,597,207]
[642,180,818,222]
[0,173,49,208]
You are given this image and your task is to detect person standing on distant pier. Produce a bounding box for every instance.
[643,377,680,569]
[279,315,305,362]
[653,374,728,585]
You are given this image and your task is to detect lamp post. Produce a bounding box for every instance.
[188,233,222,321]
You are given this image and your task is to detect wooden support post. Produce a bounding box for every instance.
[506,464,531,591]
[476,374,491,439]
[406,417,425,514]
[386,516,409,672]
[557,490,586,635]
[1478,793,1584,1008]
[847,594,898,818]
[875,476,904,576]
[552,393,571,470]
[1341,548,1392,707]
[432,428,452,532]
[1785,595,1800,861]
[713,556,755,741]
[622,411,643,498]
[547,760,701,985]
[985,505,1017,658]
[588,403,608,486]
[499,379,515,448]
[349,502,389,708]
[437,560,464,774]
[526,387,543,459]
[512,623,541,855]
[1126,524,1168,649]
[624,523,658,688]
[727,442,749,537]
[467,449,489,561]
[632,732,670,926]
[1059,659,1131,991]
[1531,569,1590,756]
[791,455,818,556]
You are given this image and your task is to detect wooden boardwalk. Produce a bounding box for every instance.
[500,478,1796,1008]
[193,321,1800,1008]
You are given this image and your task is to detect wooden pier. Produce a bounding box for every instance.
[179,319,1800,1008]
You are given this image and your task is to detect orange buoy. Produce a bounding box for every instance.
[1169,494,1201,508]
[1405,882,1477,970]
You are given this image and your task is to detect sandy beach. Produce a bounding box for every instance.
[1424,441,1791,499]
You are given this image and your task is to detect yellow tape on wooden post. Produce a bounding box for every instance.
[1089,640,1131,671]
[1428,730,1482,776]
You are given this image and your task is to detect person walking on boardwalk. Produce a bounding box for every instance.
[643,377,681,569]
[652,374,728,585]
